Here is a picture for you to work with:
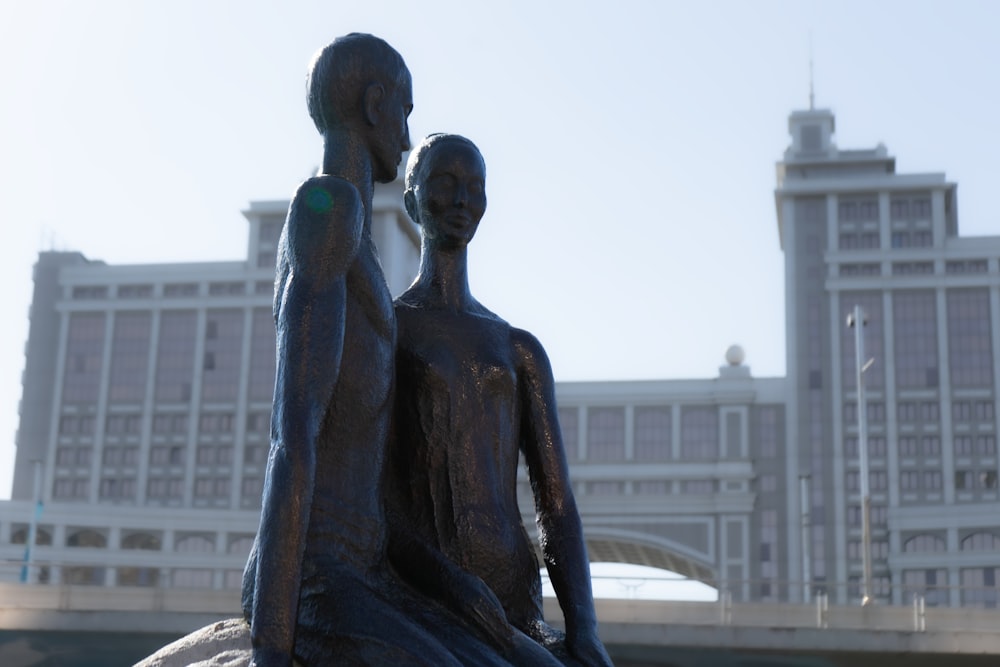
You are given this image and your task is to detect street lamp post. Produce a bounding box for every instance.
[20,459,44,584]
[800,474,811,603]
[847,305,873,606]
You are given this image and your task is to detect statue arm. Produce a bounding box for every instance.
[513,329,612,667]
[387,518,515,653]
[250,177,364,666]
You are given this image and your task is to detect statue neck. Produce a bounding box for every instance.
[414,239,473,310]
[320,129,374,208]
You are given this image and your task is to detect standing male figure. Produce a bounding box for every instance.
[241,34,519,666]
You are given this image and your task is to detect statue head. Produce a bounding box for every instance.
[307,34,412,183]
[404,134,486,248]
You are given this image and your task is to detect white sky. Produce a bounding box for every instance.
[1,0,998,501]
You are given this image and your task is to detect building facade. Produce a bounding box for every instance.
[777,108,1000,607]
[2,108,999,607]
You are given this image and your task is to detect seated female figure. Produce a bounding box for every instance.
[388,133,612,667]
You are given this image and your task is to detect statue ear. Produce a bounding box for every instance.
[403,189,420,224]
[362,82,385,127]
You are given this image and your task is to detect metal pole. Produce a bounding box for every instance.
[800,474,811,603]
[20,459,43,584]
[850,305,873,606]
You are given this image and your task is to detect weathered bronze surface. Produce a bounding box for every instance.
[388,133,612,667]
[242,35,610,667]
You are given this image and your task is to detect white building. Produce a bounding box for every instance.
[2,107,999,607]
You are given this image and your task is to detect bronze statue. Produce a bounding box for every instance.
[388,133,613,666]
[241,35,535,667]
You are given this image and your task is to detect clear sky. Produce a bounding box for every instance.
[1,0,998,498]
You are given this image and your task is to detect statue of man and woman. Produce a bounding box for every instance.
[241,33,612,667]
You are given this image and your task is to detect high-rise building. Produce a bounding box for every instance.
[2,180,419,587]
[776,107,1000,606]
[2,107,999,607]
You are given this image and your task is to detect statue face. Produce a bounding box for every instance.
[413,141,486,249]
[371,71,413,184]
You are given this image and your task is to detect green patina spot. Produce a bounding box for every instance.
[305,187,334,213]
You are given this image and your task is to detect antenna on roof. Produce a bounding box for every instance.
[808,32,815,110]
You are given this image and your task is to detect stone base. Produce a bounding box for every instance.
[134,618,253,667]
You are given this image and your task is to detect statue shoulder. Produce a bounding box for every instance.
[510,327,552,375]
[284,175,365,277]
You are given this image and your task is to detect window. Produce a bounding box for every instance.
[172,569,213,589]
[903,534,945,553]
[249,308,277,402]
[633,406,671,462]
[121,532,161,551]
[586,408,625,462]
[923,471,942,490]
[680,407,718,460]
[890,199,909,220]
[62,313,106,404]
[71,286,108,300]
[117,284,153,299]
[801,125,821,151]
[241,477,263,503]
[246,412,271,433]
[67,529,107,548]
[201,310,244,401]
[163,283,198,298]
[259,220,283,245]
[961,568,999,608]
[756,406,780,458]
[208,282,245,296]
[176,534,215,553]
[153,413,188,434]
[680,480,714,494]
[228,535,255,556]
[758,474,777,493]
[107,312,151,403]
[868,437,886,458]
[948,289,994,388]
[154,311,197,402]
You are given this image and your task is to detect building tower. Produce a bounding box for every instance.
[776,108,1000,605]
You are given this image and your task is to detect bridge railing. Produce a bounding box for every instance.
[4,578,1000,637]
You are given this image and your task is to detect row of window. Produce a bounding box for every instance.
[845,467,996,493]
[53,473,265,502]
[903,532,1000,553]
[843,401,996,425]
[59,411,271,437]
[836,198,933,224]
[11,527,254,555]
[839,261,992,278]
[560,405,782,463]
[62,309,277,405]
[844,434,996,459]
[71,282,271,300]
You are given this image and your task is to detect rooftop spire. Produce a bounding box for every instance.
[808,32,815,110]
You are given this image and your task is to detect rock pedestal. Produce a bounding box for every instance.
[135,618,255,667]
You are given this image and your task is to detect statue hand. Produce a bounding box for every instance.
[566,628,613,667]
